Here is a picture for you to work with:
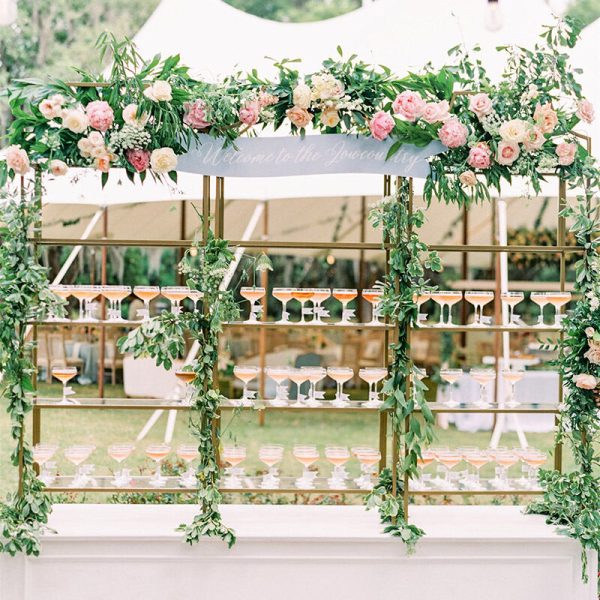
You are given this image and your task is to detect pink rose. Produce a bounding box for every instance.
[585,327,595,337]
[555,142,577,166]
[239,100,260,127]
[421,100,450,124]
[125,149,151,173]
[438,118,468,148]
[584,340,600,365]
[523,126,545,152]
[467,143,492,169]
[183,99,210,129]
[459,170,477,187]
[286,106,313,129]
[496,141,520,165]
[5,145,30,175]
[469,93,493,119]
[49,159,68,176]
[392,91,426,122]
[573,373,597,390]
[576,99,595,124]
[369,111,395,141]
[534,102,558,134]
[86,100,114,132]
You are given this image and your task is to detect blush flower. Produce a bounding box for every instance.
[320,108,340,128]
[421,100,449,124]
[469,93,493,119]
[292,83,312,109]
[459,170,477,187]
[39,96,64,120]
[467,143,492,169]
[49,159,68,176]
[286,106,313,129]
[523,126,545,152]
[369,111,395,141]
[86,100,114,132]
[576,99,595,124]
[239,100,260,127]
[438,118,468,148]
[534,102,558,134]
[573,373,597,389]
[183,99,210,129]
[144,80,172,102]
[499,119,529,143]
[150,147,178,173]
[496,141,520,165]
[123,103,149,127]
[392,91,426,122]
[125,149,151,173]
[5,145,30,175]
[555,142,577,166]
[62,108,89,134]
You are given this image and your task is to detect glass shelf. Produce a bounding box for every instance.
[414,324,561,333]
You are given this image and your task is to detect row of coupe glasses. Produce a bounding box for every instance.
[48,285,203,322]
[414,290,571,328]
[32,442,200,488]
[413,446,548,491]
[232,365,387,408]
[222,444,381,490]
[241,287,384,325]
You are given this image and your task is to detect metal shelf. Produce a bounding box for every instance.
[415,324,561,333]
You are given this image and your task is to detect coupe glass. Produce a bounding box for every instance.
[470,368,496,408]
[310,288,332,324]
[176,444,199,487]
[412,449,435,491]
[291,288,315,324]
[52,366,78,404]
[546,292,571,327]
[439,368,463,407]
[258,444,284,489]
[493,450,519,489]
[161,286,190,315]
[145,443,171,488]
[431,291,462,326]
[48,285,70,321]
[108,443,135,487]
[325,445,350,489]
[33,443,59,485]
[265,366,290,406]
[353,447,381,490]
[301,366,327,407]
[500,291,524,327]
[332,288,358,325]
[240,286,265,323]
[293,444,319,489]
[428,446,449,487]
[273,287,295,324]
[531,292,550,327]
[102,285,131,321]
[288,368,309,407]
[359,367,387,408]
[71,285,101,321]
[133,286,160,321]
[435,449,462,490]
[362,288,384,325]
[187,289,204,312]
[221,445,246,488]
[175,369,197,405]
[327,366,353,407]
[233,365,260,406]
[464,291,494,327]
[413,291,431,326]
[521,449,547,489]
[502,369,524,407]
[65,444,96,487]
[463,449,490,490]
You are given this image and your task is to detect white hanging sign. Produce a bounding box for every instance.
[178,134,446,178]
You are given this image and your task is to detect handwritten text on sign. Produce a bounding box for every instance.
[178,134,446,178]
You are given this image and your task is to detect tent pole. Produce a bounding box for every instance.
[258,201,268,427]
[98,207,108,399]
[460,205,468,348]
[177,200,186,285]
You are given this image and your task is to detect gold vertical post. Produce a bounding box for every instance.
[258,201,268,427]
[98,207,108,399]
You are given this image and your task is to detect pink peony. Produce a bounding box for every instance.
[573,373,597,390]
[496,141,520,165]
[555,142,577,166]
[369,111,395,141]
[183,99,211,129]
[86,100,114,132]
[467,143,492,169]
[523,126,545,152]
[286,106,313,129]
[576,99,595,124]
[392,91,426,122]
[125,149,151,173]
[239,100,260,127]
[469,93,493,119]
[5,145,30,175]
[438,118,468,148]
[459,170,477,187]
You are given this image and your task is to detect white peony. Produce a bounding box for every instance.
[292,83,312,109]
[499,119,529,143]
[122,103,150,127]
[144,80,172,102]
[150,147,178,173]
[62,109,89,134]
[310,73,344,101]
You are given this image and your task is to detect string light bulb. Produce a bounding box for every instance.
[484,0,503,32]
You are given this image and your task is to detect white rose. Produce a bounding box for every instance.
[88,131,105,147]
[77,138,93,158]
[320,108,340,128]
[62,109,89,133]
[90,145,107,159]
[123,103,149,127]
[49,159,68,176]
[150,147,178,173]
[499,119,529,143]
[293,83,311,109]
[144,80,172,102]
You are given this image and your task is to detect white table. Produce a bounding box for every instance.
[0,504,595,600]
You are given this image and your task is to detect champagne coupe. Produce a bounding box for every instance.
[327,366,354,407]
[362,288,384,326]
[175,369,197,405]
[463,449,490,490]
[33,443,58,485]
[265,367,290,406]
[288,368,310,407]
[301,366,327,407]
[133,286,160,321]
[65,444,96,488]
[436,449,463,490]
[49,285,70,321]
[359,367,388,408]
[325,446,350,489]
[187,289,204,312]
[108,443,135,487]
[240,286,266,323]
[291,288,315,324]
[439,368,463,407]
[494,450,519,489]
[233,365,260,406]
[500,291,524,327]
[293,444,319,489]
[413,291,431,326]
[72,285,100,321]
[353,447,381,490]
[273,287,295,324]
[546,292,571,327]
[413,449,436,491]
[531,292,550,327]
[177,444,199,487]
[221,445,246,488]
[522,449,547,489]
[470,368,496,408]
[258,444,284,489]
[161,286,190,315]
[502,369,525,408]
[145,443,171,488]
[310,288,332,324]
[428,446,449,487]
[431,291,462,327]
[464,291,494,327]
[52,366,78,404]
[332,288,358,325]
[102,285,131,321]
